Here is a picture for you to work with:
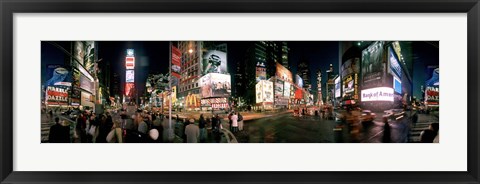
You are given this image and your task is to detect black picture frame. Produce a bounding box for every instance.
[1,0,479,183]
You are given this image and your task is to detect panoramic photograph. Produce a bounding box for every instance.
[41,41,439,143]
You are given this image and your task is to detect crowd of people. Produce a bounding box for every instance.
[47,107,245,143]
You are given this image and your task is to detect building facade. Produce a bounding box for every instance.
[358,41,413,111]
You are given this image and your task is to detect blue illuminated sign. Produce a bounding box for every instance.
[393,77,402,94]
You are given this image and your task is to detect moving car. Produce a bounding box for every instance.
[384,109,405,121]
[360,110,376,122]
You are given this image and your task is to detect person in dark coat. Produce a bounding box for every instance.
[382,117,391,143]
[49,117,70,143]
[420,122,439,143]
[96,114,109,143]
[199,114,207,143]
[213,114,223,143]
[75,112,87,143]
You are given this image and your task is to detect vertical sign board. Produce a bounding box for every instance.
[171,46,182,78]
[126,70,135,83]
[125,57,135,69]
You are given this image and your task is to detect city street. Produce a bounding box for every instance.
[226,111,437,143]
[41,109,438,143]
[41,41,440,144]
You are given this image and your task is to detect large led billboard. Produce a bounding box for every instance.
[388,47,402,79]
[275,62,293,83]
[361,87,394,102]
[295,74,303,88]
[393,76,402,94]
[425,68,439,105]
[73,41,85,66]
[125,56,135,69]
[126,70,134,82]
[80,74,94,94]
[126,49,134,57]
[125,82,135,96]
[275,79,284,97]
[200,73,231,98]
[171,46,181,78]
[362,41,384,87]
[201,97,229,109]
[256,80,273,103]
[335,77,341,98]
[202,50,227,76]
[341,58,360,79]
[283,82,291,97]
[256,65,266,82]
[45,86,70,105]
[343,75,355,95]
[45,65,72,87]
[83,41,95,73]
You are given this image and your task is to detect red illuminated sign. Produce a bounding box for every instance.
[125,83,135,96]
[126,56,135,69]
[171,46,181,78]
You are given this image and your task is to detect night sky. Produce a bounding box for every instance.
[42,41,437,100]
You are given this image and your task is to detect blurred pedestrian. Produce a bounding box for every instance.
[411,111,418,127]
[199,114,207,143]
[185,118,200,143]
[231,112,239,133]
[382,116,391,143]
[237,112,244,131]
[228,112,233,131]
[212,114,223,143]
[49,117,70,143]
[86,113,98,143]
[420,122,439,143]
[106,118,123,143]
[136,114,149,142]
[211,114,219,133]
[75,112,87,143]
[152,114,164,143]
[96,114,110,143]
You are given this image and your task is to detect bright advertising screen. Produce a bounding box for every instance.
[283,82,291,97]
[200,73,231,98]
[80,74,94,93]
[256,65,266,82]
[256,80,273,103]
[275,79,284,97]
[425,68,439,105]
[335,77,341,98]
[125,56,135,69]
[171,46,181,78]
[389,47,402,79]
[393,76,402,94]
[361,87,394,102]
[126,49,134,57]
[202,50,227,76]
[361,41,384,87]
[126,70,134,83]
[125,83,134,96]
[343,75,355,95]
[45,86,69,105]
[295,74,303,88]
[45,65,72,87]
[275,62,293,83]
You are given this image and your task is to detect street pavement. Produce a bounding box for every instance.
[41,109,439,143]
[41,113,53,143]
[229,111,429,143]
[408,113,439,142]
[41,112,76,143]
